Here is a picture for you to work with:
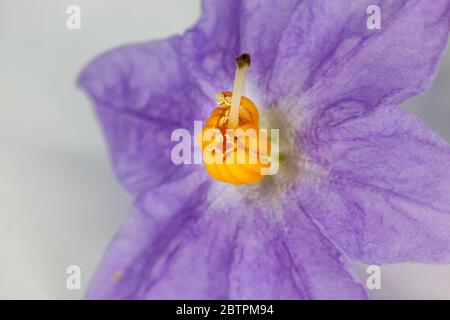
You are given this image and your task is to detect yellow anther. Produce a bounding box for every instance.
[216,92,225,105]
[199,91,271,185]
[199,54,272,186]
[224,96,232,106]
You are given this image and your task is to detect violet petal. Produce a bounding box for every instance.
[78,38,212,194]
[299,105,450,264]
[86,177,367,299]
[254,0,450,109]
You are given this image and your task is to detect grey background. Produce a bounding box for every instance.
[0,0,449,299]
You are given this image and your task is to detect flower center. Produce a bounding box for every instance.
[198,54,273,186]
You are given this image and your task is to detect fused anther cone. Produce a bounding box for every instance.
[199,92,271,186]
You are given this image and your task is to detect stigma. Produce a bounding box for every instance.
[198,54,273,186]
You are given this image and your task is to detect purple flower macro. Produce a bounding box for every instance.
[79,0,450,299]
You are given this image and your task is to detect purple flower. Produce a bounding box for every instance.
[79,0,450,299]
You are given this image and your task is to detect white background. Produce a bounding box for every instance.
[1,0,450,299]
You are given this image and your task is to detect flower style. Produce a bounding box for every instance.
[79,0,450,299]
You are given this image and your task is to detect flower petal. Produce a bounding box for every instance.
[300,105,450,264]
[188,0,449,111]
[85,173,211,299]
[243,0,450,109]
[228,189,367,300]
[188,0,302,93]
[79,37,213,194]
[86,178,367,299]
